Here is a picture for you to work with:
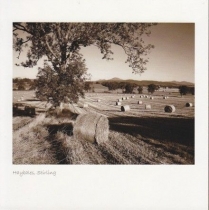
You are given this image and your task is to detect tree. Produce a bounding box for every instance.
[84,82,91,92]
[35,61,87,104]
[119,82,127,93]
[125,83,137,93]
[189,87,195,95]
[148,84,158,94]
[179,85,189,96]
[137,86,143,94]
[29,80,36,90]
[18,84,25,90]
[13,23,156,106]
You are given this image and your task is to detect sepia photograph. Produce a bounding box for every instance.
[0,0,207,209]
[13,22,195,165]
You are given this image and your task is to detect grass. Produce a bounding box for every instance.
[13,91,195,164]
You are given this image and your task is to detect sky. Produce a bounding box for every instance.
[13,23,194,83]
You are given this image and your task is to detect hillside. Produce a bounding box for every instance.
[96,78,194,87]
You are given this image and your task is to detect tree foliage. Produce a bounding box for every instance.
[35,61,87,104]
[84,82,92,92]
[18,84,25,90]
[147,84,159,94]
[137,85,143,94]
[13,23,156,105]
[179,85,189,96]
[124,83,137,93]
[190,87,195,95]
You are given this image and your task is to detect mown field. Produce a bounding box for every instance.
[13,89,195,164]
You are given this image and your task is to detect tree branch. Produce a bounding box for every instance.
[13,23,34,35]
[45,38,57,59]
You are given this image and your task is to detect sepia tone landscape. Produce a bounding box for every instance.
[13,23,195,164]
[13,82,194,164]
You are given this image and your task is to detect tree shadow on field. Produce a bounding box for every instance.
[13,108,36,117]
[46,123,74,136]
[109,116,194,147]
[25,99,40,101]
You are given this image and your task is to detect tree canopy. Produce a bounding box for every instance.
[179,85,189,96]
[13,23,156,105]
[137,86,143,94]
[147,84,159,94]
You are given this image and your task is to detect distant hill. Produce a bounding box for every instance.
[97,78,194,87]
[109,77,123,81]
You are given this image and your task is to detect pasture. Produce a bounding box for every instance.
[13,89,195,164]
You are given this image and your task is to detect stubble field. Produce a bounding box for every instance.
[13,89,195,164]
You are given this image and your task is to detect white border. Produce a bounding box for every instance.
[0,0,208,209]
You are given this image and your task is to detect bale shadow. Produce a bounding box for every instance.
[109,116,194,147]
[103,110,121,112]
[46,123,74,136]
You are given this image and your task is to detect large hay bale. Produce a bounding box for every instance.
[138,101,143,104]
[116,102,121,106]
[150,97,154,100]
[163,96,167,99]
[121,105,130,112]
[186,102,193,107]
[164,105,176,113]
[73,112,109,144]
[97,99,101,102]
[131,95,135,98]
[145,104,151,109]
[117,99,122,102]
[122,97,126,100]
[126,97,129,100]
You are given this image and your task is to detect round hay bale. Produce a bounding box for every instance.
[164,105,175,113]
[145,104,151,109]
[121,105,130,112]
[138,101,143,104]
[116,102,121,106]
[131,95,135,98]
[97,99,101,102]
[186,102,193,107]
[150,97,154,100]
[122,97,126,100]
[163,96,167,99]
[73,112,109,144]
[117,99,122,102]
[126,97,129,100]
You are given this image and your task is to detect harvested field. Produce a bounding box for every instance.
[13,91,195,164]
